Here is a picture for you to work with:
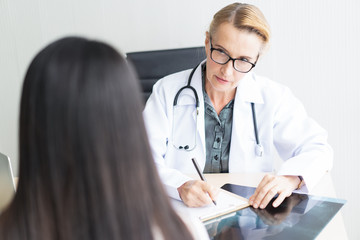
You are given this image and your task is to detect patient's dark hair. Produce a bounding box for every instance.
[0,37,193,240]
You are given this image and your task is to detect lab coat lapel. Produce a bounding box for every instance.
[229,72,264,171]
[236,72,264,104]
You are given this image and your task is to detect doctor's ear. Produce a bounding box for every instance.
[205,32,210,46]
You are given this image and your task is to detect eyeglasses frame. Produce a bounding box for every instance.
[209,37,258,73]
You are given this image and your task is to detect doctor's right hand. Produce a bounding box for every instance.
[177,180,219,207]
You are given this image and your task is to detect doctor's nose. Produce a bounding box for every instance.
[221,60,233,77]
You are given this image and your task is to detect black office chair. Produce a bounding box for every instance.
[127,47,206,103]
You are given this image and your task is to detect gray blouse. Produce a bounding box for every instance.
[201,64,234,173]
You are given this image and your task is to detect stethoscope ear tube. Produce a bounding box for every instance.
[251,102,263,157]
[251,103,259,144]
[173,64,200,107]
[173,85,199,108]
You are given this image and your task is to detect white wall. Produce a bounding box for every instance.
[1,0,359,238]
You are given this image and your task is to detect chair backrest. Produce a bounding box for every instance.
[127,47,206,102]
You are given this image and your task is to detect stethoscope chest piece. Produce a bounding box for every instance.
[255,144,264,157]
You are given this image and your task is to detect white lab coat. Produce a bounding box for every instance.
[143,61,333,200]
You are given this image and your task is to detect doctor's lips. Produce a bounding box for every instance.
[216,76,230,84]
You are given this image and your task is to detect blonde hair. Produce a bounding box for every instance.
[209,3,271,52]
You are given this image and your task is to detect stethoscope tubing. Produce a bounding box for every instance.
[172,63,263,157]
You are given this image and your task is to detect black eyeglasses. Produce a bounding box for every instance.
[210,39,257,73]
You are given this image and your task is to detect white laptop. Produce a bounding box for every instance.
[0,152,16,212]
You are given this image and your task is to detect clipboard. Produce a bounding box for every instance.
[171,189,249,222]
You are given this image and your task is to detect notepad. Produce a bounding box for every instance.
[171,189,249,222]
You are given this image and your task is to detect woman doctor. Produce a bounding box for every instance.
[143,3,333,209]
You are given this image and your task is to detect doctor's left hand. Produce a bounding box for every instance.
[177,180,219,207]
[248,174,300,209]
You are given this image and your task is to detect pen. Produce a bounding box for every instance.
[191,158,217,206]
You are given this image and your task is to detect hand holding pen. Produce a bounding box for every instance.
[191,158,217,206]
[176,158,219,207]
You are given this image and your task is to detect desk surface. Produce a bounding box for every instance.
[14,173,347,239]
[197,173,347,240]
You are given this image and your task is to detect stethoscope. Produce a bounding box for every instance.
[172,63,264,157]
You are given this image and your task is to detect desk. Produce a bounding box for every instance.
[14,174,346,239]
[198,173,347,240]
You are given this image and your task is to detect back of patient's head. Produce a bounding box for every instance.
[0,37,193,240]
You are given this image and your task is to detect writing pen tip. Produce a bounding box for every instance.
[213,200,217,206]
